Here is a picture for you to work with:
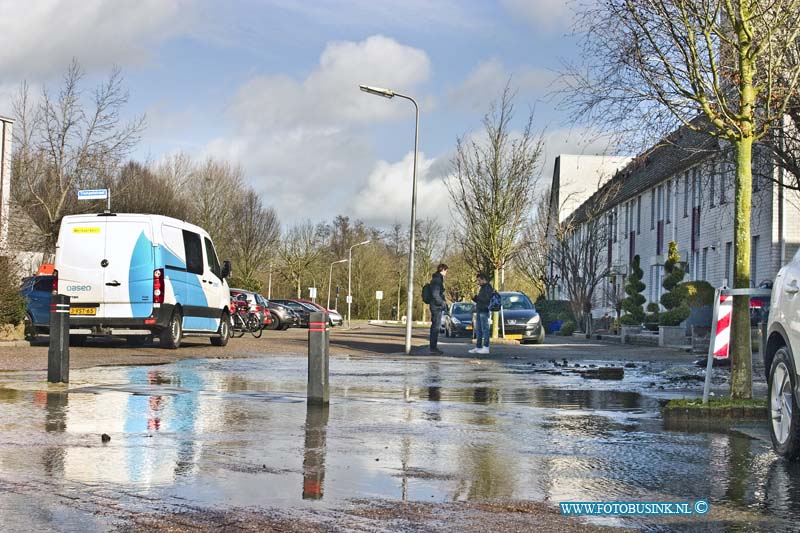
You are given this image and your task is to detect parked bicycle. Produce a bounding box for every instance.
[230,299,263,338]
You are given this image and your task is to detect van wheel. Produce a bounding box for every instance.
[770,348,800,459]
[211,312,230,346]
[160,310,182,349]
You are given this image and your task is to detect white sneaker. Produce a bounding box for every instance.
[477,347,490,355]
[468,347,479,354]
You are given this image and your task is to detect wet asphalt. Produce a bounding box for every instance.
[0,327,793,531]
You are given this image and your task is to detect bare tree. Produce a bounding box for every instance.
[11,61,144,251]
[516,191,552,297]
[228,189,280,283]
[111,161,191,219]
[549,185,618,336]
[279,221,324,298]
[447,84,544,336]
[563,0,800,399]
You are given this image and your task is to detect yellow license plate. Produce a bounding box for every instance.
[466,326,473,330]
[505,334,523,340]
[70,307,97,316]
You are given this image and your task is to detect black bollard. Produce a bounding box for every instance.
[48,294,70,383]
[307,311,329,405]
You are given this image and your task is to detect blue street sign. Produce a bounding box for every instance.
[77,189,109,200]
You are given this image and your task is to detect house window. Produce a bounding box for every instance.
[651,189,656,230]
[624,201,630,236]
[709,162,716,208]
[720,166,728,204]
[637,196,641,234]
[691,250,699,280]
[666,180,672,223]
[701,247,708,280]
[751,236,760,287]
[725,241,733,286]
[683,173,689,217]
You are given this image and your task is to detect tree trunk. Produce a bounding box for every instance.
[492,268,500,338]
[731,136,753,399]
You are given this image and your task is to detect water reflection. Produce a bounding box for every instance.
[302,405,329,500]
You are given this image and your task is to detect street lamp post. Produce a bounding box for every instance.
[359,85,419,354]
[347,239,371,328]
[327,259,348,310]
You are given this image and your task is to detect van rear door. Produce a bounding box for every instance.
[57,217,107,315]
[103,219,154,318]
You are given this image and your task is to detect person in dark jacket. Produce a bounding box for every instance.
[470,272,493,354]
[428,263,448,354]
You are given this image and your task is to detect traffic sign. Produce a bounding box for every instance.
[346,295,353,304]
[309,287,317,299]
[78,189,108,200]
[376,291,383,300]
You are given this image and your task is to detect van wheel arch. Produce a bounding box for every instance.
[766,330,793,380]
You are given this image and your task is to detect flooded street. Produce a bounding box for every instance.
[0,352,795,531]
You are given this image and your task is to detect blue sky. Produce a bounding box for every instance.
[0,0,608,226]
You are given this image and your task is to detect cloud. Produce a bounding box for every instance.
[230,35,431,130]
[352,152,450,226]
[0,0,195,79]
[205,35,433,223]
[447,59,557,112]
[500,0,574,33]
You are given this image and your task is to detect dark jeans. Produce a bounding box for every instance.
[475,311,490,348]
[429,306,443,349]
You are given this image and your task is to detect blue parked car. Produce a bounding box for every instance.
[20,275,54,340]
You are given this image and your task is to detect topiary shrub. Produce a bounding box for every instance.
[682,280,715,308]
[659,241,689,326]
[559,320,576,336]
[0,256,27,326]
[620,255,646,325]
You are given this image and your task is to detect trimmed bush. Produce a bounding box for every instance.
[559,320,576,336]
[535,299,575,325]
[659,241,689,326]
[682,280,715,308]
[0,257,26,326]
[620,255,646,325]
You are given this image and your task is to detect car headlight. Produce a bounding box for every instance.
[527,315,540,324]
[451,317,461,325]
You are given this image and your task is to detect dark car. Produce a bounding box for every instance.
[262,296,299,330]
[20,275,54,340]
[498,291,544,344]
[445,302,475,338]
[270,299,311,328]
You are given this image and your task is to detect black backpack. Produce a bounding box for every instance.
[422,283,432,304]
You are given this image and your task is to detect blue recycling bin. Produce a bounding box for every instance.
[549,320,563,334]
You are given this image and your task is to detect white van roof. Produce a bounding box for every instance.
[60,213,210,239]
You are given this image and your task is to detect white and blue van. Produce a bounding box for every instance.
[54,213,231,348]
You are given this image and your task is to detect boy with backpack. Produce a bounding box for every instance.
[470,272,497,355]
[422,263,448,355]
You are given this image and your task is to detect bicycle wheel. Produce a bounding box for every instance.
[248,314,263,338]
[232,315,246,338]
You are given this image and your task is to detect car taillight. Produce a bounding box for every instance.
[52,270,58,295]
[255,306,262,312]
[153,269,164,304]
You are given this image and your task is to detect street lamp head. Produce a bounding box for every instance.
[334,259,348,264]
[359,85,394,98]
[359,239,371,246]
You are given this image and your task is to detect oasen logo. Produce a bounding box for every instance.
[66,285,92,292]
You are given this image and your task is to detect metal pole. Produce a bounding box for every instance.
[268,264,272,300]
[347,247,352,328]
[399,94,419,355]
[703,289,722,404]
[327,263,334,311]
[307,312,330,405]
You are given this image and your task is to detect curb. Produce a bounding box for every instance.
[0,340,30,347]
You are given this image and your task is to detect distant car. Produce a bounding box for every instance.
[262,296,298,330]
[230,289,271,328]
[498,291,544,344]
[293,299,343,327]
[445,302,475,337]
[20,275,54,340]
[270,299,311,328]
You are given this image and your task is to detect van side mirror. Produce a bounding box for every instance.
[221,260,232,279]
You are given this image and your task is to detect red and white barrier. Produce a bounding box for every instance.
[712,295,733,359]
